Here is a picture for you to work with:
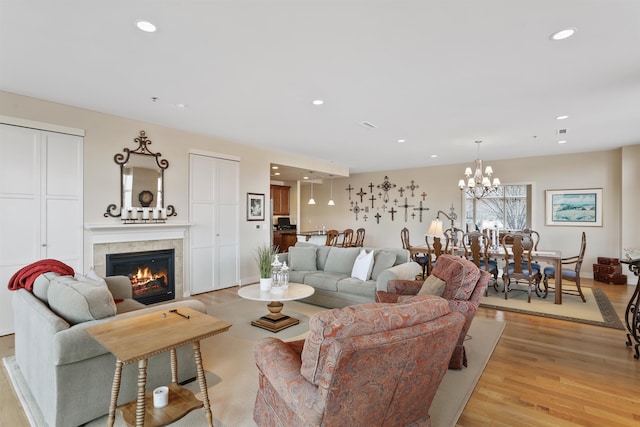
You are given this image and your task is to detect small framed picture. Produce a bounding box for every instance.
[247,193,265,221]
[545,188,602,226]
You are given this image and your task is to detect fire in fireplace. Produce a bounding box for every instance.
[106,249,175,305]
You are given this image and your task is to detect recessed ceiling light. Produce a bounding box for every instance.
[397,139,406,143]
[136,20,157,33]
[303,176,309,180]
[175,103,187,108]
[271,166,279,170]
[274,172,280,176]
[557,140,567,144]
[312,99,324,105]
[550,28,576,41]
[556,115,569,120]
[430,154,438,158]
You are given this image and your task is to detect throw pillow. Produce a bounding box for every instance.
[417,275,447,297]
[351,249,375,281]
[370,251,397,280]
[48,275,117,325]
[288,246,318,271]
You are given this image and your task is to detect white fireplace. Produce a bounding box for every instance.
[84,223,190,298]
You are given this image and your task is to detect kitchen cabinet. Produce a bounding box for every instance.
[270,185,290,215]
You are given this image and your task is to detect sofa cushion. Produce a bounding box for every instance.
[47,276,117,325]
[370,251,397,280]
[417,275,447,297]
[324,247,360,274]
[32,272,62,303]
[336,278,376,298]
[351,249,374,281]
[303,272,347,292]
[301,294,451,385]
[289,246,318,271]
[432,255,481,301]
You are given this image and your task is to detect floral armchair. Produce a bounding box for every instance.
[376,254,490,369]
[253,295,464,427]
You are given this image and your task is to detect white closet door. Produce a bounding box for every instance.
[0,124,83,336]
[189,153,239,294]
[43,132,83,271]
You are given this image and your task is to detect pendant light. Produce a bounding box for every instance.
[308,182,316,204]
[328,175,335,206]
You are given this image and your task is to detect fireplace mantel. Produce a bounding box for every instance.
[84,222,191,244]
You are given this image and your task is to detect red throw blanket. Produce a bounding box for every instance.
[7,259,75,291]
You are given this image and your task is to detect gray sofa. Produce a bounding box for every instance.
[12,272,207,427]
[277,242,421,308]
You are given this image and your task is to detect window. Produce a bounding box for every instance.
[463,184,532,231]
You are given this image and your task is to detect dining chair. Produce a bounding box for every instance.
[501,233,542,302]
[401,227,429,280]
[351,227,365,247]
[425,235,444,276]
[542,231,587,302]
[462,231,499,293]
[341,228,354,247]
[444,227,464,254]
[325,229,339,246]
[507,229,542,287]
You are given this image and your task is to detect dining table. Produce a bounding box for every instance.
[408,245,564,304]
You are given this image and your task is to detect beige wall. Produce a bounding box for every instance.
[2,90,638,284]
[300,149,631,280]
[0,90,347,287]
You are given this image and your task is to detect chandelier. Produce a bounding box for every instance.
[458,140,501,199]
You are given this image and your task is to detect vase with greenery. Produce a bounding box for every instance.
[256,244,277,290]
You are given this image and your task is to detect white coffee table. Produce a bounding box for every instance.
[237,283,315,332]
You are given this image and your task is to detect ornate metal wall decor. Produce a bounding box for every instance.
[345,184,354,200]
[105,130,177,223]
[356,187,367,203]
[406,180,419,197]
[377,176,396,203]
[374,212,382,224]
[389,207,397,221]
[413,201,430,222]
[398,198,414,222]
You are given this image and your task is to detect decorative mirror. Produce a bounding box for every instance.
[105,130,177,222]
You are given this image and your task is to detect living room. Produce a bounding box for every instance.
[2,1,640,426]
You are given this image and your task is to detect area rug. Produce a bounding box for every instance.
[3,299,505,427]
[480,284,624,329]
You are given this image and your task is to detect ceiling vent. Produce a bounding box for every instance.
[360,121,377,129]
[557,128,567,135]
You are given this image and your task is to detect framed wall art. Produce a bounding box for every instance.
[247,193,265,221]
[545,188,602,226]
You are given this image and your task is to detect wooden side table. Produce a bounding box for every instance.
[86,306,231,427]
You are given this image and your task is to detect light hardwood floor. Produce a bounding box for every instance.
[1,279,639,426]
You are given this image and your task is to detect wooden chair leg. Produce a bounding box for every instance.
[575,277,587,302]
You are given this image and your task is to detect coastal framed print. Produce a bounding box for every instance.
[545,188,602,226]
[247,193,265,221]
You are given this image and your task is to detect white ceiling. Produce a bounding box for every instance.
[2,1,640,178]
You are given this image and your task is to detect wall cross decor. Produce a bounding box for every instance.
[406,180,419,197]
[356,187,367,203]
[350,202,362,220]
[389,207,397,221]
[368,194,377,208]
[420,191,427,201]
[363,214,368,222]
[398,197,414,222]
[345,184,354,200]
[368,182,375,193]
[398,187,405,197]
[413,201,430,223]
[377,176,396,203]
[374,212,382,224]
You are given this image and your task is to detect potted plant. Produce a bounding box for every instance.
[256,243,278,290]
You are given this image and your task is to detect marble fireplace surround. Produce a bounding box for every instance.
[84,223,190,299]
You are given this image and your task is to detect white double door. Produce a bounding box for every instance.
[189,153,239,294]
[0,123,83,335]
